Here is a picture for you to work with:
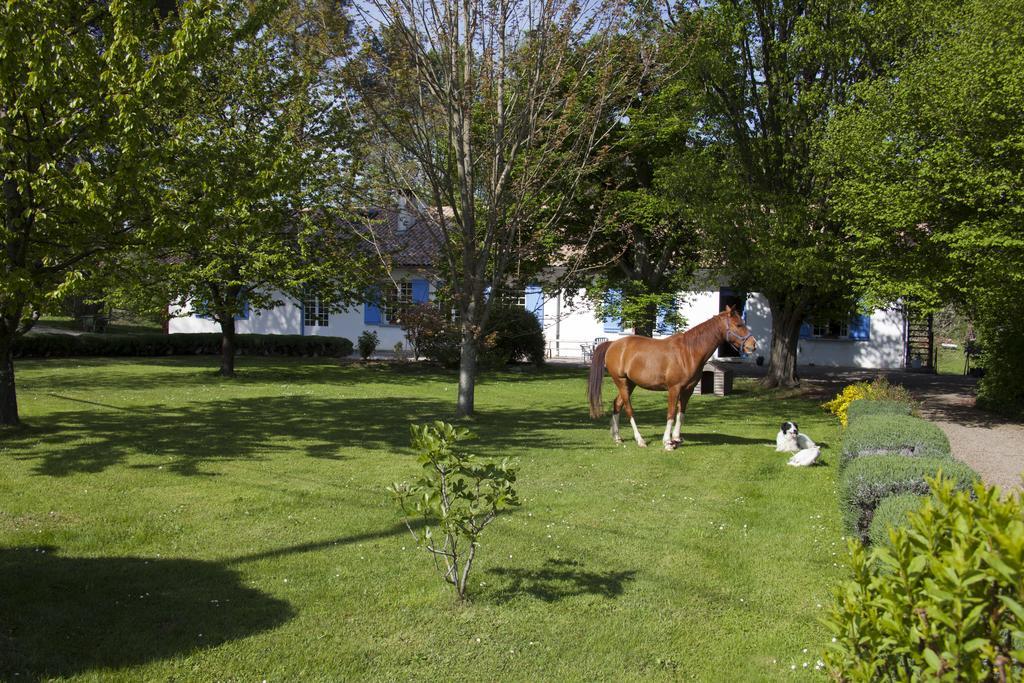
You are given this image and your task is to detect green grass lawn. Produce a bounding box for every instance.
[0,358,845,681]
[937,345,968,375]
[35,315,163,335]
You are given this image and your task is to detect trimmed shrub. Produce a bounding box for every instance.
[826,477,1024,680]
[840,414,951,469]
[839,455,979,542]
[846,399,915,423]
[867,493,927,547]
[15,333,353,358]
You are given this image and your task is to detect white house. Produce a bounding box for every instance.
[169,209,909,369]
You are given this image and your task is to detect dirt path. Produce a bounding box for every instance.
[739,366,1024,491]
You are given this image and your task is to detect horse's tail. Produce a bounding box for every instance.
[588,341,612,418]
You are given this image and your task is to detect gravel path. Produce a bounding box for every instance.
[737,365,1024,491]
[900,376,1024,491]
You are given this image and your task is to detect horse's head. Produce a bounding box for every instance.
[722,305,756,355]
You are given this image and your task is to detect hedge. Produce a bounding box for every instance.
[867,493,928,547]
[840,414,951,470]
[846,399,915,423]
[14,333,354,358]
[839,455,979,542]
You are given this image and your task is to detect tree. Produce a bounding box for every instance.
[348,0,641,416]
[822,0,1024,412]
[113,0,375,377]
[674,0,887,387]
[0,0,222,425]
[565,73,709,337]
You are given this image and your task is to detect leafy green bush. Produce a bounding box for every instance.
[974,290,1024,419]
[840,414,951,470]
[408,302,545,369]
[417,324,462,368]
[15,333,353,358]
[846,399,915,423]
[389,422,519,600]
[826,477,1024,680]
[398,303,445,360]
[481,302,545,367]
[867,493,927,548]
[357,330,378,360]
[839,455,979,542]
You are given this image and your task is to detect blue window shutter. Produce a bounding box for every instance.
[656,308,676,334]
[364,287,381,325]
[799,321,813,339]
[411,279,429,304]
[524,285,543,322]
[849,313,871,340]
[603,289,622,333]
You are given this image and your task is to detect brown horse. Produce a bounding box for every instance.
[587,306,756,450]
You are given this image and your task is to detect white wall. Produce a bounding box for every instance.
[169,298,300,335]
[170,280,907,369]
[168,270,431,353]
[541,288,906,369]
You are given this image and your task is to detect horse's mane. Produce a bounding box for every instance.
[673,312,725,349]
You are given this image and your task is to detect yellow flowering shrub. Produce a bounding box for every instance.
[823,377,915,427]
[823,383,870,427]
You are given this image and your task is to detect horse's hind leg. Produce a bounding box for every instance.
[612,377,646,447]
[611,394,624,444]
[663,386,680,450]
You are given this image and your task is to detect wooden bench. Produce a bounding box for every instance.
[692,360,734,396]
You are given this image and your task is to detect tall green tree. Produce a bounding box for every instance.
[822,0,1024,412]
[0,0,222,425]
[349,0,640,416]
[565,74,709,337]
[674,0,887,386]
[114,0,374,377]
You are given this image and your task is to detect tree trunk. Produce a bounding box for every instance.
[634,300,658,337]
[762,297,804,388]
[455,319,478,418]
[219,317,237,377]
[0,333,19,426]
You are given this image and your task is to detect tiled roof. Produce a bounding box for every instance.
[361,208,442,268]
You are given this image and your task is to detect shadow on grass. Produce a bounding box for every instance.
[17,357,585,394]
[5,360,831,477]
[7,395,452,476]
[0,547,293,680]
[7,392,602,476]
[225,518,424,565]
[485,559,638,604]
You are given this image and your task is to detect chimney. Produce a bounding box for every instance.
[397,192,417,233]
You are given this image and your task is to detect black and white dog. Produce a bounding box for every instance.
[775,421,816,453]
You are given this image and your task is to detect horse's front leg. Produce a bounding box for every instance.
[674,384,697,445]
[663,386,681,450]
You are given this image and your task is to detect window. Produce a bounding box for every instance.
[813,320,849,339]
[365,278,430,326]
[303,291,328,326]
[504,288,526,308]
[380,281,414,325]
[801,314,870,341]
